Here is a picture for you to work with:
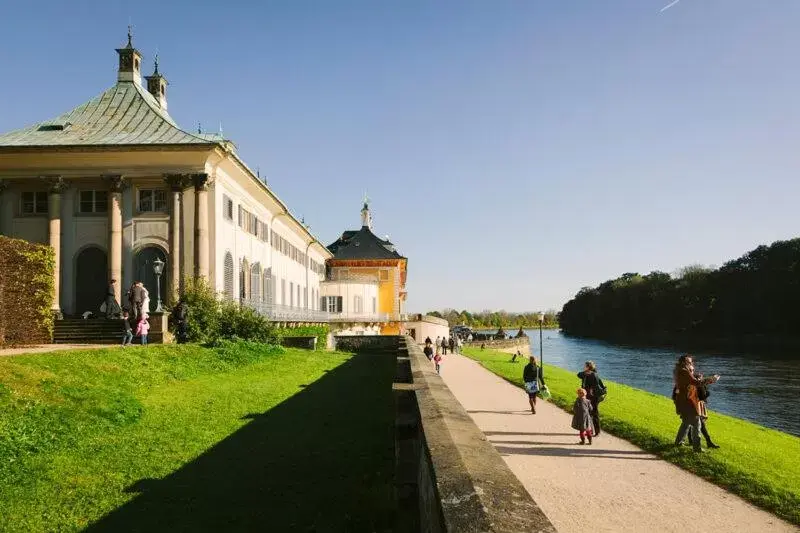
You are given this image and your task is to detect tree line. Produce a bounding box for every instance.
[426,309,559,329]
[559,237,800,342]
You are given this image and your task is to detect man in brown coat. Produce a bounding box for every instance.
[673,355,719,452]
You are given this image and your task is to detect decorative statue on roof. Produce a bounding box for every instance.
[496,326,506,339]
[516,327,527,338]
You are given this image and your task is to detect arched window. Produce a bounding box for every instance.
[223,252,234,300]
[251,263,262,303]
[240,258,250,301]
[263,268,273,305]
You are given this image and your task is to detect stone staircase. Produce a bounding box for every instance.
[53,318,128,344]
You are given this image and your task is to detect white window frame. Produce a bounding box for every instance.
[20,191,49,215]
[137,188,167,213]
[78,190,108,214]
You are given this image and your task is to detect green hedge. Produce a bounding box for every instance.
[0,236,55,346]
[275,326,329,350]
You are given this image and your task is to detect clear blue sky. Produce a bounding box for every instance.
[2,0,799,313]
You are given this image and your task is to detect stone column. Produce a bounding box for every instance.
[192,173,211,279]
[0,179,8,236]
[43,176,68,317]
[105,176,126,305]
[165,174,186,301]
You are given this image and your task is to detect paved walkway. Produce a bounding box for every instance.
[439,353,798,533]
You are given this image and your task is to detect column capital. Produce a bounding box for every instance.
[41,175,69,193]
[164,173,191,192]
[103,175,128,192]
[192,173,213,191]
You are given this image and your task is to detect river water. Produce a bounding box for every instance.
[493,329,800,437]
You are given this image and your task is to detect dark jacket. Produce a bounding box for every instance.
[122,318,131,332]
[523,363,545,386]
[674,366,706,418]
[578,371,599,401]
[571,397,594,432]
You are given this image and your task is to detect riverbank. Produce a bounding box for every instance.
[462,346,800,526]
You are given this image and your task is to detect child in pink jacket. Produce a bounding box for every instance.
[135,315,150,345]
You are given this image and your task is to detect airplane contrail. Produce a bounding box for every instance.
[660,0,681,12]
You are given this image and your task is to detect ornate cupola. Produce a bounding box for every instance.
[116,26,143,85]
[144,55,168,109]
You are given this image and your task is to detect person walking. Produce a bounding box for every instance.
[441,337,448,355]
[523,356,546,414]
[673,355,719,453]
[121,310,133,346]
[424,336,432,345]
[434,350,443,374]
[572,388,595,445]
[423,341,434,361]
[448,336,455,355]
[136,315,150,346]
[456,335,463,354]
[577,361,603,436]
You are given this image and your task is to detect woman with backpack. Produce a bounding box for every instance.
[577,361,605,436]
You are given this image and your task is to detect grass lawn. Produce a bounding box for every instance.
[462,346,800,526]
[0,341,395,532]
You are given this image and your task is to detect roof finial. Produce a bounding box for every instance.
[153,53,159,75]
[127,24,133,48]
[197,122,202,134]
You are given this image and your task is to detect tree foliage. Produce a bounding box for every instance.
[559,238,800,340]
[425,308,559,329]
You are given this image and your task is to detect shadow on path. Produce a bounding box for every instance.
[484,430,577,437]
[85,352,396,533]
[494,445,657,461]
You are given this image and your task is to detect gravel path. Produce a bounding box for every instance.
[439,353,798,533]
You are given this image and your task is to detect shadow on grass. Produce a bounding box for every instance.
[85,352,396,533]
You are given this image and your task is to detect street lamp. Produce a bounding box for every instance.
[538,311,545,368]
[153,257,165,313]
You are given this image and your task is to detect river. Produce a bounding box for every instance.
[489,329,800,437]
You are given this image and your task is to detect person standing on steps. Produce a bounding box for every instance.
[523,356,546,414]
[104,279,121,319]
[673,355,720,453]
[577,361,602,436]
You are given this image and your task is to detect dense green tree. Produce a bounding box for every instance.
[558,237,800,343]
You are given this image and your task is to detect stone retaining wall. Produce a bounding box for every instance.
[395,336,555,532]
[465,337,530,355]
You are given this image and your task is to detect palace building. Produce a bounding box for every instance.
[321,201,408,335]
[0,33,331,321]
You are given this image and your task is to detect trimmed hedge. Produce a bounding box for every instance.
[275,326,329,351]
[0,236,55,346]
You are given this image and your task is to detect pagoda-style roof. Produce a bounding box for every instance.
[0,81,225,148]
[327,226,406,260]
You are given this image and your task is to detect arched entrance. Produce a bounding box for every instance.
[75,246,108,315]
[134,245,169,315]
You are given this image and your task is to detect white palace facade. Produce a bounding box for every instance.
[0,35,330,320]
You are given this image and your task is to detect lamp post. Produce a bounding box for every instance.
[153,257,165,313]
[538,311,544,368]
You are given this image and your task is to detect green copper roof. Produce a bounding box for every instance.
[0,81,224,148]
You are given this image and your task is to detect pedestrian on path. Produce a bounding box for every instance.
[434,351,443,374]
[435,336,441,356]
[423,341,434,361]
[577,361,602,436]
[676,372,721,449]
[441,337,448,355]
[448,336,455,354]
[572,388,595,445]
[523,356,546,414]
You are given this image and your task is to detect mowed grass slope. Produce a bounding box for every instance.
[0,342,395,532]
[462,347,800,526]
